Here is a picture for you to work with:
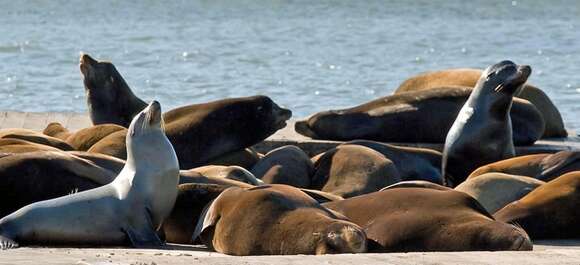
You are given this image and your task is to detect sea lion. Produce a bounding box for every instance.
[380,180,451,191]
[295,86,544,145]
[0,138,63,153]
[0,128,75,151]
[468,151,580,182]
[494,171,580,239]
[61,123,126,151]
[323,188,533,252]
[192,184,367,255]
[455,173,545,214]
[251,145,313,188]
[43,122,72,140]
[205,148,262,169]
[395,68,567,138]
[80,53,147,127]
[0,151,117,218]
[311,144,401,198]
[0,101,179,249]
[87,129,127,159]
[342,140,445,184]
[80,54,292,168]
[442,61,531,186]
[187,165,263,186]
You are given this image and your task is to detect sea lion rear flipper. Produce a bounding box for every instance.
[124,208,163,248]
[192,199,220,243]
[0,235,19,250]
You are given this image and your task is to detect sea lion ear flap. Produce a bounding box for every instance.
[192,199,220,242]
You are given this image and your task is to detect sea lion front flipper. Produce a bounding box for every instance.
[539,151,580,181]
[124,208,163,248]
[0,235,19,250]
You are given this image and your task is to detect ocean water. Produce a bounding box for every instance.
[1,0,579,131]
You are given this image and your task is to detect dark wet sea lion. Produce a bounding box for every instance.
[455,173,545,214]
[394,68,566,138]
[295,86,544,145]
[0,151,117,218]
[443,61,532,186]
[494,171,580,239]
[342,140,444,184]
[311,144,401,198]
[80,54,147,127]
[323,188,532,252]
[251,145,313,188]
[0,101,179,249]
[468,151,580,182]
[0,138,63,153]
[0,128,75,151]
[192,184,367,255]
[42,122,72,140]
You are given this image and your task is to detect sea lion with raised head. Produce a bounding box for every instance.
[323,187,533,252]
[442,61,532,186]
[394,68,566,138]
[192,184,367,255]
[467,151,580,182]
[311,144,401,198]
[0,101,179,249]
[80,54,147,127]
[455,173,545,214]
[494,171,580,239]
[251,145,313,188]
[295,86,544,145]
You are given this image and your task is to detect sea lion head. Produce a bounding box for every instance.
[316,220,367,254]
[249,96,292,133]
[126,101,178,170]
[79,53,123,105]
[465,220,533,251]
[479,60,531,95]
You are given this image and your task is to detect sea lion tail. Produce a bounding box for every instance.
[294,120,318,139]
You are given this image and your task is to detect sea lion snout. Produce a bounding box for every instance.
[79,53,98,76]
[144,100,163,126]
[273,104,292,129]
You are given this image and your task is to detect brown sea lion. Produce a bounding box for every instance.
[0,151,117,218]
[61,123,126,151]
[323,188,533,252]
[395,68,566,138]
[80,54,292,168]
[342,140,445,184]
[251,145,313,188]
[206,148,261,169]
[188,165,263,186]
[443,61,531,186]
[494,171,580,239]
[0,138,63,153]
[192,184,367,255]
[455,173,545,214]
[87,129,127,159]
[468,151,580,182]
[295,86,544,145]
[80,53,147,127]
[0,128,75,151]
[380,180,451,191]
[42,122,72,140]
[311,144,401,198]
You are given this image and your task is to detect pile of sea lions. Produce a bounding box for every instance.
[0,56,579,255]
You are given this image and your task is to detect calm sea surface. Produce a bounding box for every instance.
[1,1,579,131]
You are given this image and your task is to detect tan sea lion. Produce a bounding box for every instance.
[192,184,367,255]
[42,122,72,140]
[311,144,401,198]
[61,123,126,151]
[323,188,533,252]
[0,101,179,249]
[295,86,544,145]
[187,165,263,186]
[468,151,580,182]
[443,61,531,186]
[0,138,63,153]
[0,128,75,151]
[455,173,545,214]
[395,68,566,138]
[494,171,580,239]
[251,145,313,188]
[342,140,445,184]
